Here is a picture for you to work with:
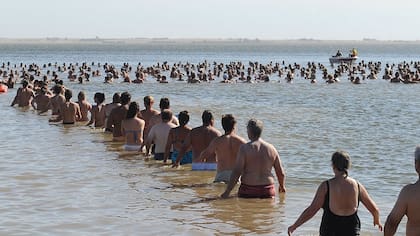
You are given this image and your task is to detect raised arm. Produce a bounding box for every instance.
[384,187,408,236]
[288,181,327,235]
[359,182,382,231]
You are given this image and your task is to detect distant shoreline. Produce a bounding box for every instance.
[0,38,419,45]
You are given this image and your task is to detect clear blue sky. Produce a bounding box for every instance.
[1,0,418,40]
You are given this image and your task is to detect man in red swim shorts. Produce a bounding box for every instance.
[221,119,286,198]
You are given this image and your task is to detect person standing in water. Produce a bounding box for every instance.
[221,119,285,198]
[121,101,145,151]
[385,145,420,236]
[199,114,246,183]
[288,150,382,235]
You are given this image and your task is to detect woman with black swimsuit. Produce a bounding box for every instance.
[288,151,383,235]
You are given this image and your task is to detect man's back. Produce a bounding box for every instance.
[241,139,278,186]
[18,87,34,107]
[190,126,221,162]
[61,102,80,124]
[108,105,128,138]
[213,134,246,172]
[404,182,420,235]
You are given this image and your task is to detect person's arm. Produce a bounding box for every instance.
[86,106,96,126]
[172,132,191,168]
[163,129,174,163]
[384,187,407,236]
[144,126,155,156]
[273,150,286,193]
[287,182,327,235]
[31,97,37,110]
[10,88,21,106]
[221,144,245,198]
[359,183,383,231]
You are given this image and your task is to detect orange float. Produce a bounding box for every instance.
[0,84,8,93]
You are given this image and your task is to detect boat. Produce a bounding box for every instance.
[329,55,358,65]
[329,48,358,65]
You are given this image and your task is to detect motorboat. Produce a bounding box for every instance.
[329,55,358,65]
[329,49,358,65]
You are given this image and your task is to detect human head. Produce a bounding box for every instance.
[159,97,170,110]
[202,110,214,126]
[161,109,173,122]
[178,111,190,126]
[126,101,140,119]
[222,114,236,133]
[112,92,121,103]
[22,80,29,88]
[94,92,105,104]
[331,150,351,178]
[52,84,63,95]
[144,95,154,108]
[64,89,72,101]
[120,92,131,105]
[78,91,86,101]
[247,119,263,140]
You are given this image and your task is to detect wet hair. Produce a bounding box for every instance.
[112,92,121,103]
[52,84,63,95]
[78,91,86,100]
[202,110,213,125]
[120,92,131,105]
[126,102,140,119]
[331,150,351,177]
[415,145,420,162]
[144,95,154,106]
[222,114,236,133]
[247,119,263,138]
[22,80,29,88]
[94,92,105,104]
[159,97,170,110]
[64,89,72,101]
[178,111,190,126]
[161,109,173,122]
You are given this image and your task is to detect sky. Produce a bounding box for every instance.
[0,0,419,40]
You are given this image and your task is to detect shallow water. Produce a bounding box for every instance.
[1,41,419,235]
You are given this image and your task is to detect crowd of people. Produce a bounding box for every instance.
[7,61,420,235]
[1,59,420,88]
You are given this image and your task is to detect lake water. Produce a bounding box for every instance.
[0,40,419,235]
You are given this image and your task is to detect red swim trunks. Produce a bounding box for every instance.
[238,183,276,198]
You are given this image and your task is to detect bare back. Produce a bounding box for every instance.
[190,125,221,162]
[328,177,359,216]
[61,102,80,124]
[51,94,66,115]
[404,182,420,235]
[213,134,246,172]
[18,87,34,107]
[240,139,278,185]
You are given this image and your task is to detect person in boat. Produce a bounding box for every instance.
[350,48,358,57]
[288,150,382,235]
[221,119,286,198]
[335,50,343,57]
[384,145,420,235]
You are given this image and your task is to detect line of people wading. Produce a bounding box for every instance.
[9,78,420,235]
